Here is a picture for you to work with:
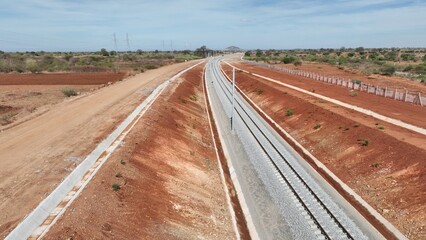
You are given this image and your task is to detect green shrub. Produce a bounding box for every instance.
[189,94,198,101]
[293,60,302,66]
[380,65,396,76]
[112,183,121,191]
[282,55,297,64]
[255,88,264,95]
[351,79,362,84]
[62,88,77,97]
[414,63,426,75]
[357,139,369,146]
[285,109,294,116]
[371,162,380,168]
[1,113,14,125]
[179,96,187,104]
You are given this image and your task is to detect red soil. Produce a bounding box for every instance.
[44,65,242,239]
[0,72,125,85]
[222,65,426,239]
[230,63,426,130]
[0,61,199,238]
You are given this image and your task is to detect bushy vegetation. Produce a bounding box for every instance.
[243,48,426,83]
[62,88,77,97]
[0,49,202,74]
[112,183,121,191]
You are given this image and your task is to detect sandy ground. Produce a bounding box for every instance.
[43,65,239,239]
[0,60,199,237]
[0,85,99,129]
[273,62,426,93]
[0,72,125,129]
[221,63,426,239]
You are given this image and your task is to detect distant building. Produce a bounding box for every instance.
[224,46,243,53]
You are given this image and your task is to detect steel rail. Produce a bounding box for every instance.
[209,59,354,239]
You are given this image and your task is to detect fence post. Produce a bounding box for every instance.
[404,90,408,102]
[384,87,387,97]
[420,93,424,107]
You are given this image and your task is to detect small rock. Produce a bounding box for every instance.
[383,209,390,214]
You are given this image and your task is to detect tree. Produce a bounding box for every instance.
[401,53,416,61]
[244,51,251,57]
[100,48,109,56]
[282,55,297,64]
[195,45,209,58]
[255,49,262,57]
[384,51,398,61]
[355,47,364,53]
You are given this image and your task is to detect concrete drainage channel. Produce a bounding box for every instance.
[6,61,204,240]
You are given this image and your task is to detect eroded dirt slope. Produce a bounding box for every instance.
[222,66,426,239]
[44,65,238,239]
[0,61,198,237]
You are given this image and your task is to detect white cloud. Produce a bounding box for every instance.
[0,0,425,51]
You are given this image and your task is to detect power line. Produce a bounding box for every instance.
[126,33,131,52]
[113,33,118,52]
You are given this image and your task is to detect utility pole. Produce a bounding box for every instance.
[113,33,118,53]
[231,67,236,132]
[113,33,120,72]
[126,33,131,52]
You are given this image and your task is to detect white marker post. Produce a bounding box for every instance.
[231,67,236,132]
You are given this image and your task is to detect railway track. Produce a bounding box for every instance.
[206,57,368,239]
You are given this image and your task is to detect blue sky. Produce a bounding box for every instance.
[0,0,425,51]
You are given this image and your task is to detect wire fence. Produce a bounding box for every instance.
[244,60,425,107]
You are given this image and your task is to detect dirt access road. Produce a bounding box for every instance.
[43,64,245,239]
[0,60,200,237]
